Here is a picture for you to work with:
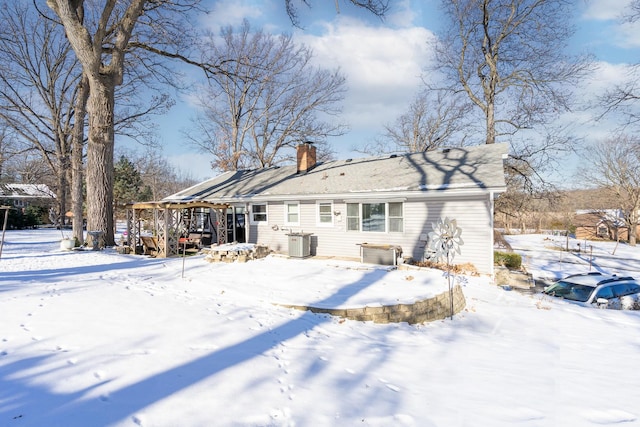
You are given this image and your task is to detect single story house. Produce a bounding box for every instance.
[164,143,508,275]
[0,183,55,209]
[574,209,639,242]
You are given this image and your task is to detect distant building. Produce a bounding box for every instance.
[0,183,56,209]
[574,209,639,242]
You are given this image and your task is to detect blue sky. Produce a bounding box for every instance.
[142,0,640,184]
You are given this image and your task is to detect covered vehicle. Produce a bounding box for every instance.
[543,272,640,310]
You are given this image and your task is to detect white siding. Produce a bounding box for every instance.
[246,196,495,274]
[421,197,494,275]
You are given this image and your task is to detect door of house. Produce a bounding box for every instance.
[227,208,246,243]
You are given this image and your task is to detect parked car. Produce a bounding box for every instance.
[543,272,640,310]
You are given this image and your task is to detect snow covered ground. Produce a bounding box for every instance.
[1,229,640,427]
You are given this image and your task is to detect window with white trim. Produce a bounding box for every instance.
[346,202,404,233]
[388,202,403,232]
[284,201,299,225]
[347,203,360,231]
[251,203,267,223]
[318,202,333,225]
[362,202,385,232]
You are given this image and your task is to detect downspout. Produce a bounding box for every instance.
[489,191,496,278]
[244,203,250,244]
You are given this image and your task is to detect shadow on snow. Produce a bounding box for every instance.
[1,267,402,426]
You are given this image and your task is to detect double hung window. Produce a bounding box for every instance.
[346,202,403,232]
[318,202,333,225]
[251,204,267,223]
[285,202,299,225]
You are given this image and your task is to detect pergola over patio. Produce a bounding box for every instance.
[125,201,230,257]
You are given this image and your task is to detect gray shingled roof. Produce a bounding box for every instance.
[0,184,55,199]
[165,144,508,203]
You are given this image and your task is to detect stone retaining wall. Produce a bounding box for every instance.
[279,284,466,325]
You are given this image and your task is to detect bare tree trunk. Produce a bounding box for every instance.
[485,91,496,144]
[51,129,70,229]
[72,75,89,245]
[0,132,4,177]
[481,0,497,145]
[86,74,116,246]
[56,165,67,228]
[46,0,148,248]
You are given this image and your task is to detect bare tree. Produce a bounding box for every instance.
[118,147,198,200]
[632,0,640,17]
[493,124,577,231]
[433,0,591,146]
[581,134,640,246]
[0,2,81,225]
[600,73,640,129]
[495,166,564,231]
[284,0,389,27]
[365,89,472,155]
[46,0,143,245]
[598,0,640,129]
[138,156,195,200]
[190,20,346,171]
[70,74,88,243]
[4,154,53,185]
[45,0,386,245]
[1,2,173,244]
[0,122,18,181]
[45,0,201,245]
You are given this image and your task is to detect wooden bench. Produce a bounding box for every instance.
[187,233,202,247]
[177,233,206,255]
[140,236,159,256]
[185,232,213,246]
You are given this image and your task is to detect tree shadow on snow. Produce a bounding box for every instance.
[1,267,406,426]
[0,256,167,284]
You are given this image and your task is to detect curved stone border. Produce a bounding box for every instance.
[279,285,466,325]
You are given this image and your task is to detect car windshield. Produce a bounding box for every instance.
[544,281,594,302]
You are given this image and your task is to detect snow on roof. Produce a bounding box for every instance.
[165,144,508,203]
[0,183,56,199]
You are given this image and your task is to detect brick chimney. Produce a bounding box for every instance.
[296,142,316,173]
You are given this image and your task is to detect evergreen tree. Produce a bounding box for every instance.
[113,156,150,219]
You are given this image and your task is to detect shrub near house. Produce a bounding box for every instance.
[0,183,55,229]
[494,251,522,269]
[7,205,49,229]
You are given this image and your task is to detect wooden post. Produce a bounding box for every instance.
[0,206,10,261]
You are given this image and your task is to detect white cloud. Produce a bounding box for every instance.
[615,21,640,48]
[580,0,640,49]
[584,61,637,93]
[582,0,632,20]
[199,0,266,31]
[386,0,417,28]
[295,17,435,133]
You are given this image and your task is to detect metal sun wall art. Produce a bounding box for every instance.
[428,217,464,319]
